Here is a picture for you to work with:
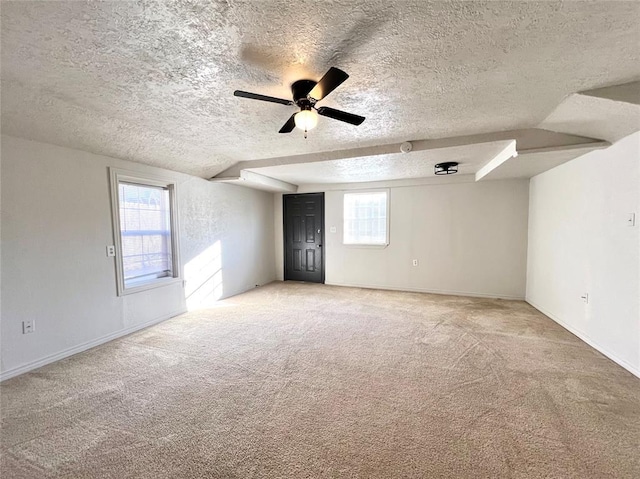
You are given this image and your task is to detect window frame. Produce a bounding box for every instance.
[109,168,182,296]
[342,189,390,248]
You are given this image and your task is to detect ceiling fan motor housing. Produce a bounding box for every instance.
[291,79,317,104]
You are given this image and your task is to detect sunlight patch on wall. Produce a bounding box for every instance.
[184,241,223,311]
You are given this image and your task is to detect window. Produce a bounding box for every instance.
[343,190,389,246]
[110,169,180,295]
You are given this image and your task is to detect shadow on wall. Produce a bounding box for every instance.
[183,240,224,311]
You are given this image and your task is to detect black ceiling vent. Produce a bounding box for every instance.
[434,162,459,175]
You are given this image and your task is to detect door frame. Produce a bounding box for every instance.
[282,192,325,283]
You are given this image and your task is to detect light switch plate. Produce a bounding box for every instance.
[330,226,337,233]
[23,320,35,334]
[628,213,636,227]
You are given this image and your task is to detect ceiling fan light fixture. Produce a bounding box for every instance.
[294,109,319,132]
[434,162,459,175]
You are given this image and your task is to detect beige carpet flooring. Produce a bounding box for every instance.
[1,281,639,478]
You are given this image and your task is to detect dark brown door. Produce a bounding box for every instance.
[284,193,324,283]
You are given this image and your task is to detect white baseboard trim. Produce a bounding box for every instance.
[0,309,186,382]
[526,299,640,379]
[325,281,525,301]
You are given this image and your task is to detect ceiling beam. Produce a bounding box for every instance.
[212,128,605,179]
[579,81,640,106]
[209,170,297,193]
[475,141,518,181]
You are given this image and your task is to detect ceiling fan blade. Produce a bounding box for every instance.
[317,106,365,126]
[234,90,293,106]
[308,67,349,101]
[279,113,297,133]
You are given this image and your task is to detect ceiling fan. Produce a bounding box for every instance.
[233,67,365,137]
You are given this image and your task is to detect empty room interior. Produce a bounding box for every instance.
[1,1,639,478]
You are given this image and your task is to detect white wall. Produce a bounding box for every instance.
[527,132,640,377]
[1,136,275,379]
[276,178,530,299]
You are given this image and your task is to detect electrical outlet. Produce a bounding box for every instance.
[412,259,419,267]
[22,320,35,334]
[106,245,116,257]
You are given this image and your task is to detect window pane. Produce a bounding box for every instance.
[118,182,172,286]
[343,191,387,244]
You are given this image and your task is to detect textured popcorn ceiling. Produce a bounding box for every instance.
[2,1,639,178]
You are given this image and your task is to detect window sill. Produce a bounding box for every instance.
[342,243,389,249]
[119,276,183,296]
